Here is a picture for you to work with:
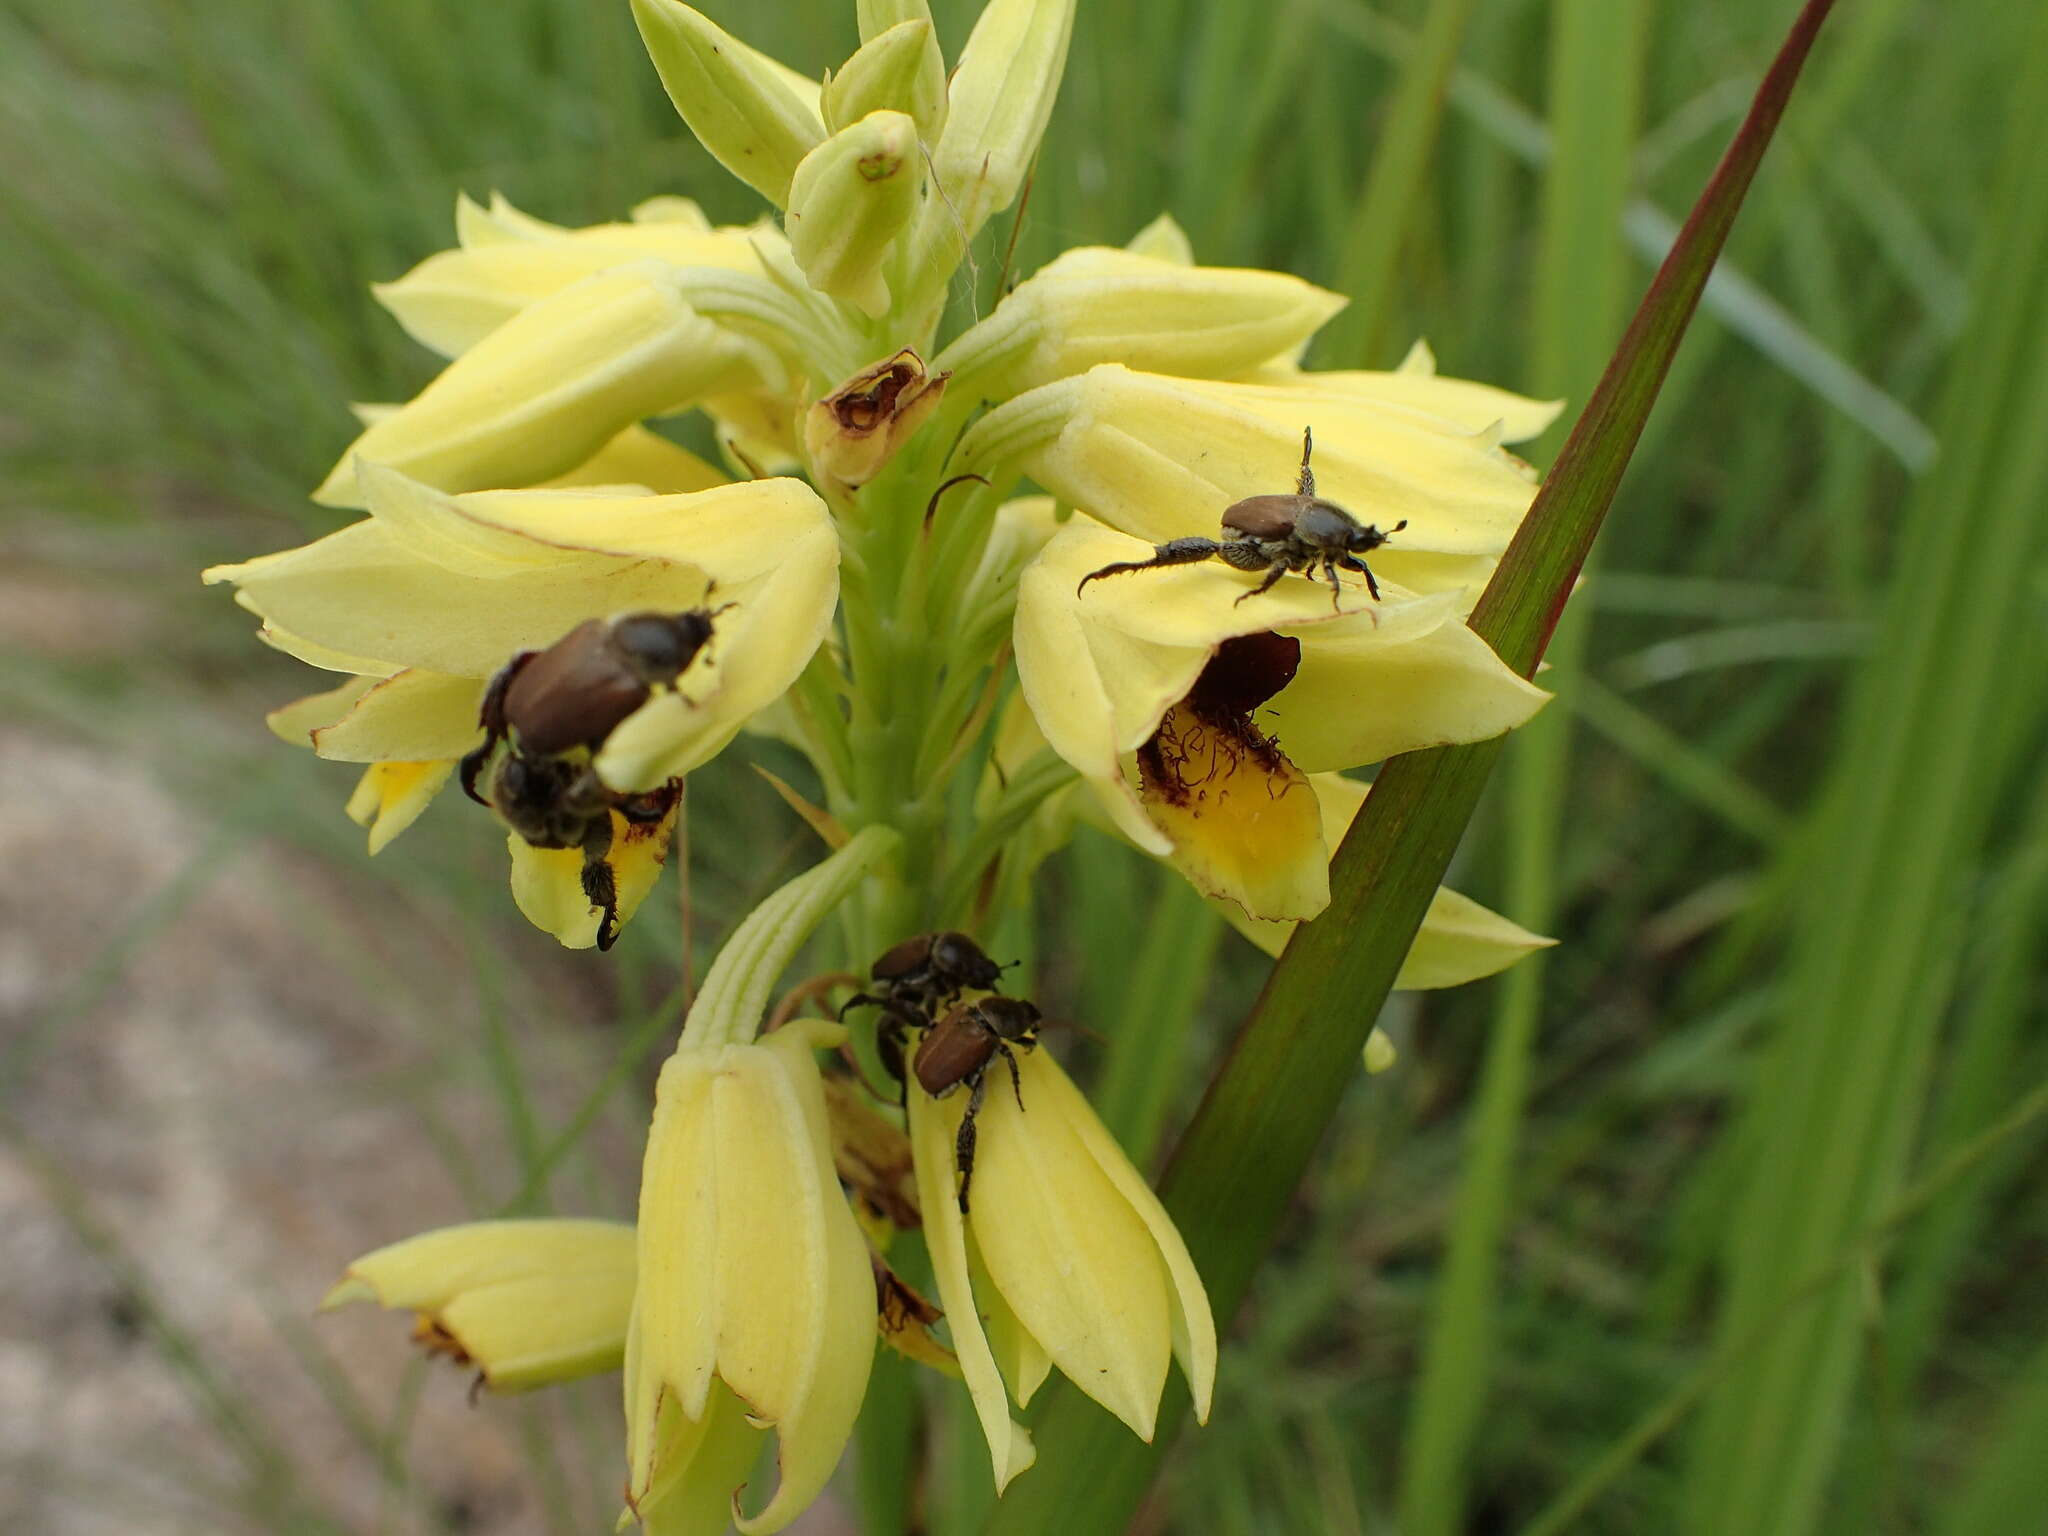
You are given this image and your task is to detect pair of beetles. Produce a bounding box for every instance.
[460,428,1404,951]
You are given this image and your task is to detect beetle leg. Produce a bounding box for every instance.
[459,650,535,806]
[955,1070,990,1213]
[993,1041,1026,1111]
[580,813,621,951]
[1232,559,1295,606]
[1296,425,1316,498]
[1335,552,1383,602]
[1323,555,1345,609]
[1075,537,1224,596]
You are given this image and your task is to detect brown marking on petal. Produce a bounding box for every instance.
[616,781,684,844]
[1138,633,1304,807]
[822,1074,922,1230]
[873,1252,959,1375]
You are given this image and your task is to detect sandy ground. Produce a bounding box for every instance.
[0,726,852,1535]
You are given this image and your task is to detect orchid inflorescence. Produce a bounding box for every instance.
[218,0,1563,1527]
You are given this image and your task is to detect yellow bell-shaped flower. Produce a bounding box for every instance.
[321,1219,636,1393]
[960,361,1553,597]
[908,1046,1214,1489]
[207,468,840,947]
[625,1019,876,1534]
[936,245,1346,399]
[315,263,780,508]
[373,193,771,359]
[1012,517,1546,920]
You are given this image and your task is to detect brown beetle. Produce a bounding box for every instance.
[458,606,725,949]
[840,931,1010,1085]
[1076,427,1406,609]
[913,996,1042,1212]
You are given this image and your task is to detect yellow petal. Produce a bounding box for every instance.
[959,364,1541,580]
[907,1080,1037,1491]
[726,1026,877,1533]
[312,668,483,762]
[543,425,729,495]
[321,1218,636,1392]
[960,1050,1173,1440]
[315,264,775,507]
[1136,700,1328,921]
[507,802,679,950]
[1264,613,1550,771]
[265,675,375,747]
[1249,340,1564,444]
[938,246,1345,398]
[971,1230,1053,1408]
[207,472,833,693]
[374,221,764,358]
[345,760,454,855]
[1222,774,1556,990]
[627,1377,762,1536]
[1023,1053,1216,1423]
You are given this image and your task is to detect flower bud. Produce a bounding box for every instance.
[631,0,824,209]
[786,110,921,318]
[937,246,1346,397]
[906,0,1076,297]
[803,349,948,487]
[314,264,777,507]
[824,18,946,142]
[373,204,766,358]
[321,1219,636,1392]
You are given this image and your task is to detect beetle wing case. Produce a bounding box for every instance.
[1220,493,1311,540]
[503,619,652,757]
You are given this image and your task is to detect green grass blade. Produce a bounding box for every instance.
[1683,14,2048,1528]
[1394,7,1650,1529]
[978,6,1838,1529]
[1318,0,1481,363]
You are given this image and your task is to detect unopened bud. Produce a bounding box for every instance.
[804,349,948,487]
[631,0,823,208]
[824,18,947,142]
[786,110,920,317]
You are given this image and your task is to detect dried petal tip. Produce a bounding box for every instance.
[804,350,948,487]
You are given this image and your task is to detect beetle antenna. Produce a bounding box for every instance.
[1297,425,1315,497]
[923,472,991,531]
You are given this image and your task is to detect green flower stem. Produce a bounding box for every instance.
[678,825,901,1049]
[977,3,1837,1528]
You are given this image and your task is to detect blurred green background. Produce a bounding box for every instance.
[4,1,2044,1533]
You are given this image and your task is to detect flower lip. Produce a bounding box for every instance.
[1137,633,1302,814]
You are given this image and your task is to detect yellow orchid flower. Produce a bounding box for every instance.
[935,244,1346,399]
[908,1044,1214,1488]
[627,1019,876,1534]
[207,468,839,946]
[315,263,782,508]
[1013,517,1547,920]
[373,193,771,359]
[961,361,1553,598]
[321,1219,636,1392]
